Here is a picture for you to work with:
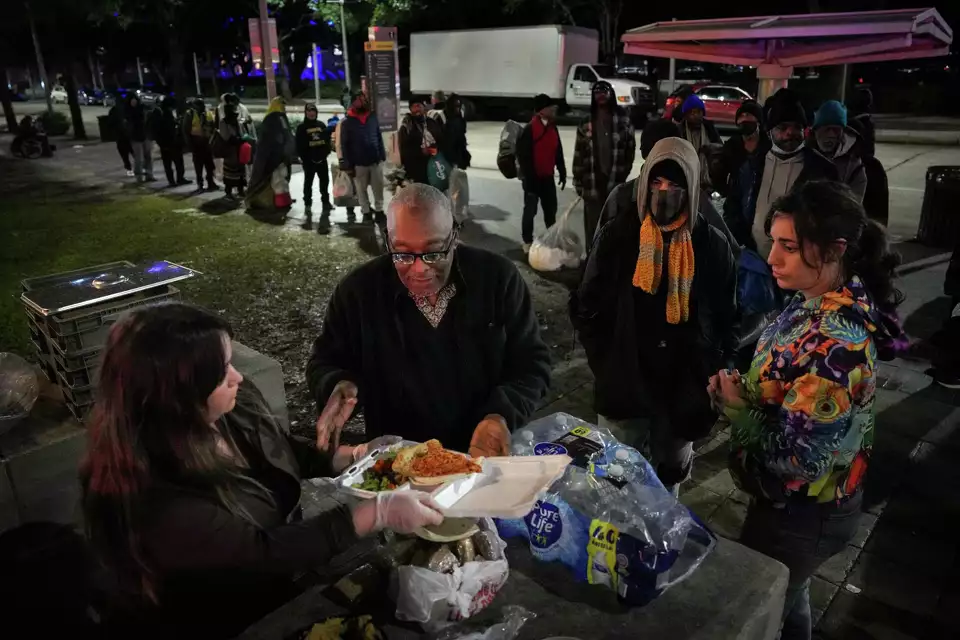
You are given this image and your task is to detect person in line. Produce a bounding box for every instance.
[398,97,444,186]
[928,226,960,388]
[846,88,888,226]
[710,180,905,640]
[516,94,567,253]
[109,101,135,177]
[331,113,358,223]
[808,100,867,202]
[295,103,333,216]
[847,87,876,157]
[150,96,191,188]
[246,97,296,213]
[714,100,768,199]
[570,138,738,496]
[677,94,721,153]
[726,89,838,259]
[572,80,636,250]
[181,98,219,192]
[307,183,551,458]
[124,96,154,183]
[340,91,386,224]
[81,303,443,638]
[218,101,247,200]
[429,90,446,113]
[440,93,470,170]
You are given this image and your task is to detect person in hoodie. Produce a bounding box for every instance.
[440,93,470,170]
[124,96,155,183]
[150,96,191,188]
[572,80,636,250]
[181,98,219,192]
[809,100,867,203]
[246,97,296,213]
[710,180,905,640]
[570,137,738,495]
[846,88,889,226]
[218,100,248,200]
[732,89,838,259]
[677,94,721,153]
[295,103,333,215]
[715,100,768,200]
[340,91,387,224]
[516,94,567,252]
[398,97,444,186]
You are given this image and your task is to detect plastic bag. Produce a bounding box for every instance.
[428,152,453,192]
[387,131,401,166]
[434,606,535,640]
[331,165,359,207]
[497,120,524,179]
[497,412,716,607]
[528,197,584,272]
[449,168,470,223]
[393,518,509,631]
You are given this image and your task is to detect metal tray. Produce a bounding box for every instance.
[333,440,418,499]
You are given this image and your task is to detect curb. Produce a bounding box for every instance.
[896,251,952,276]
[875,130,960,146]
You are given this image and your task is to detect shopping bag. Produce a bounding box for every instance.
[528,197,584,272]
[333,167,355,200]
[331,165,359,207]
[387,131,401,166]
[238,142,252,165]
[428,152,453,192]
[449,168,470,223]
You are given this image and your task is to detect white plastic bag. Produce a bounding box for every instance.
[434,606,535,640]
[387,131,401,166]
[333,168,355,200]
[528,197,584,272]
[449,168,470,223]
[393,518,509,631]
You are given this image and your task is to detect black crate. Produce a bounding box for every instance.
[918,166,960,248]
[56,360,100,390]
[65,400,93,424]
[51,348,102,375]
[56,370,95,407]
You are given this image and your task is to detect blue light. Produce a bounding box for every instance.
[112,12,118,16]
[309,20,317,26]
[327,20,335,27]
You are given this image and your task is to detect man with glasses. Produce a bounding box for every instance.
[306,183,551,458]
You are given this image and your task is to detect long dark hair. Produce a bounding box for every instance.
[80,303,253,602]
[765,180,903,312]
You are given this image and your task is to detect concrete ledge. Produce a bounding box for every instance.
[876,129,960,146]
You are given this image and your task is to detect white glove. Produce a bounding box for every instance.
[374,490,444,534]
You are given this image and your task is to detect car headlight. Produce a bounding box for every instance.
[617,95,630,103]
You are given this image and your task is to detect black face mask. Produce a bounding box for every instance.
[649,187,686,225]
[738,121,759,137]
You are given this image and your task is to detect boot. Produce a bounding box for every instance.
[362,211,374,224]
[207,179,220,191]
[321,199,333,214]
[317,214,331,234]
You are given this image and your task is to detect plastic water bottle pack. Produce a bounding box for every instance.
[497,413,716,607]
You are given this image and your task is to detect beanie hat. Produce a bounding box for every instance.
[681,94,706,115]
[533,93,555,113]
[849,87,873,115]
[648,159,688,191]
[814,100,847,128]
[735,99,764,125]
[765,89,807,128]
[304,102,317,112]
[641,118,682,159]
[407,96,424,109]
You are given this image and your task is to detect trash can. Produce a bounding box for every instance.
[918,166,960,248]
[97,115,117,142]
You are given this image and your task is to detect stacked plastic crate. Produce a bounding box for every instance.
[21,262,183,422]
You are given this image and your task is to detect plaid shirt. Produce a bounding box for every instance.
[572,109,636,201]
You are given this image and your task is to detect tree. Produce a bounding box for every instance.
[506,0,626,62]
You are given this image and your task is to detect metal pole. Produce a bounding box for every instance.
[193,52,202,96]
[340,0,352,91]
[839,64,849,104]
[666,18,676,103]
[136,57,144,87]
[25,1,54,114]
[313,43,321,104]
[258,0,277,100]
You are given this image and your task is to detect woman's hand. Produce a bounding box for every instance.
[717,369,746,410]
[351,491,444,536]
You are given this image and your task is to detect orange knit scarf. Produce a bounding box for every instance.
[632,212,695,324]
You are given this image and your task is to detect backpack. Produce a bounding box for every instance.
[497,120,525,180]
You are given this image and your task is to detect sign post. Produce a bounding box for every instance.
[364,27,400,133]
[313,44,321,104]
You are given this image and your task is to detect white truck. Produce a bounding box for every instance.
[410,25,656,122]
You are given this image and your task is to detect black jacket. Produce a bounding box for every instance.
[108,382,358,638]
[124,102,149,142]
[440,110,470,169]
[149,105,182,149]
[398,114,444,183]
[295,117,331,165]
[570,178,738,440]
[306,246,551,451]
[679,118,722,148]
[516,119,566,184]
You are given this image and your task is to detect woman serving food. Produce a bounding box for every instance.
[81,303,443,638]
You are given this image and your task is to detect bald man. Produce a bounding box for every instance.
[306,184,550,458]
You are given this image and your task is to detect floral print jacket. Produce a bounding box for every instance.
[727,276,906,504]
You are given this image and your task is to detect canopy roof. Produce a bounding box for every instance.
[621,9,953,67]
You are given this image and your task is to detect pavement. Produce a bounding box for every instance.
[3,130,960,638]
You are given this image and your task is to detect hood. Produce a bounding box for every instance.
[803,275,907,361]
[834,127,861,159]
[635,137,701,230]
[347,107,370,125]
[590,80,617,115]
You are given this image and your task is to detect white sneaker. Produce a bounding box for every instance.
[522,243,531,255]
[126,170,135,177]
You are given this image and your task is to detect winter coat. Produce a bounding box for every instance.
[848,113,876,158]
[439,108,470,169]
[810,128,867,203]
[398,114,444,184]
[149,102,182,149]
[180,106,216,147]
[248,111,295,195]
[295,117,331,165]
[570,138,738,440]
[679,119,722,151]
[723,146,839,253]
[306,245,551,452]
[124,102,149,142]
[713,132,770,198]
[339,109,386,169]
[572,106,636,202]
[861,155,889,226]
[727,276,905,504]
[516,118,566,184]
[107,381,358,638]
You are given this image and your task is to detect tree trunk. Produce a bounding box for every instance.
[25,1,54,115]
[208,51,220,99]
[167,30,187,100]
[87,51,100,90]
[0,78,18,132]
[64,74,87,140]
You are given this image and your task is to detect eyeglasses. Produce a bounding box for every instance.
[386,226,459,265]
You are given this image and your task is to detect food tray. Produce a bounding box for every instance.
[333,440,418,499]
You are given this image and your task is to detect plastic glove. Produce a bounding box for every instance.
[374,490,444,534]
[352,435,404,462]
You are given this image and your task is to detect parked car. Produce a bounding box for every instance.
[662,83,753,125]
[50,85,69,104]
[78,88,107,105]
[104,87,161,108]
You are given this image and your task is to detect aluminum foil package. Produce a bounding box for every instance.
[497,413,716,606]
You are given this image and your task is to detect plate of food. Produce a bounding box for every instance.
[393,439,483,487]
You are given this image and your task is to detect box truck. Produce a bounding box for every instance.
[410,25,656,122]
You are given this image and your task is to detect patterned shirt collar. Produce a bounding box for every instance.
[409,283,457,328]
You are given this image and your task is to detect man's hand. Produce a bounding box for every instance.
[559,176,566,191]
[469,415,511,458]
[316,380,358,452]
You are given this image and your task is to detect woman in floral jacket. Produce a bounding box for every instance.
[709,180,906,640]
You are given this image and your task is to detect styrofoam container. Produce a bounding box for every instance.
[333,441,417,499]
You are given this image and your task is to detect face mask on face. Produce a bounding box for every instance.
[738,121,759,137]
[649,186,686,225]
